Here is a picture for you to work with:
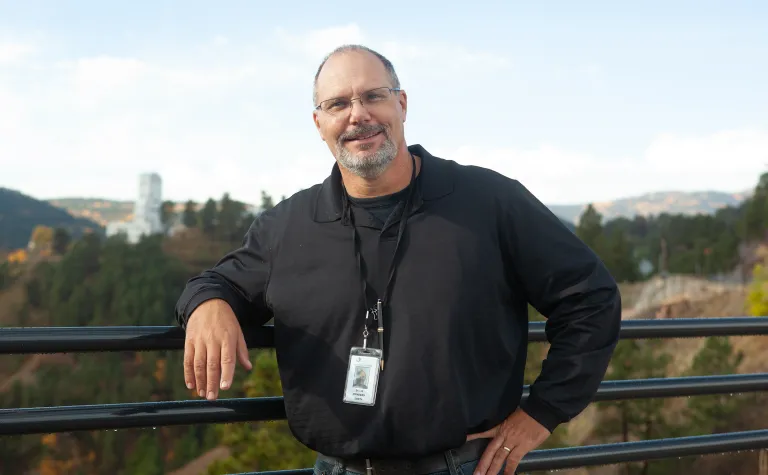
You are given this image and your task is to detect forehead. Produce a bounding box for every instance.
[315,50,391,99]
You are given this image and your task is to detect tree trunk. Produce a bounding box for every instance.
[622,407,630,475]
[640,419,653,475]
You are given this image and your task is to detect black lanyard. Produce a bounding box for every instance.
[341,153,417,370]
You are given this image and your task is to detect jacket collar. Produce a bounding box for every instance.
[312,143,455,223]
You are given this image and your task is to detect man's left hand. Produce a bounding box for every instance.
[466,407,550,475]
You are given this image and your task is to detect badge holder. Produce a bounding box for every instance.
[343,311,381,406]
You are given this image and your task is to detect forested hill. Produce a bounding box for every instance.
[47,190,746,232]
[0,188,102,250]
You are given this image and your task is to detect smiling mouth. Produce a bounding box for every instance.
[346,130,382,142]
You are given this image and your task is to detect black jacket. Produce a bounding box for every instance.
[175,144,622,458]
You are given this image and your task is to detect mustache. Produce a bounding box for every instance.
[339,124,387,142]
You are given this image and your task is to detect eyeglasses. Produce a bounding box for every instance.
[315,86,401,116]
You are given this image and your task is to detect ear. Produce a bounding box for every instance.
[312,110,324,140]
[398,90,408,122]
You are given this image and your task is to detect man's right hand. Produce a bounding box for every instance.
[183,299,252,400]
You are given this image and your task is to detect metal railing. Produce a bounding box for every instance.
[2,316,768,473]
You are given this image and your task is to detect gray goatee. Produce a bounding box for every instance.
[335,124,397,179]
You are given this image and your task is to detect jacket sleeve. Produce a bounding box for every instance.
[174,214,274,330]
[504,179,622,433]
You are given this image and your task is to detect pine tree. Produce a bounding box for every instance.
[646,336,747,475]
[743,172,768,241]
[123,433,164,475]
[206,350,317,474]
[217,193,246,242]
[595,339,674,475]
[682,337,744,434]
[576,204,604,252]
[161,200,175,232]
[602,228,640,282]
[261,191,275,211]
[199,198,218,235]
[182,200,198,227]
[51,228,71,255]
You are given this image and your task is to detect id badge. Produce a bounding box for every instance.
[343,346,381,406]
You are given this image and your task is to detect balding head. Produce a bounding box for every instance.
[313,45,400,106]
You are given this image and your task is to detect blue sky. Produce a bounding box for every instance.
[1,1,766,206]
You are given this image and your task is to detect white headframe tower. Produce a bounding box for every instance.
[106,173,164,243]
[134,173,163,234]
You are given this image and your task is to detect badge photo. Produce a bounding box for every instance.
[343,347,381,406]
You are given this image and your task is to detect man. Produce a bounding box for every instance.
[175,44,622,475]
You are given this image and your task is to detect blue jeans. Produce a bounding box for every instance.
[312,455,485,475]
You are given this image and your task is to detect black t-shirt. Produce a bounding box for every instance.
[347,183,412,226]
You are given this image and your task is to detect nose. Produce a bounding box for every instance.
[347,99,372,124]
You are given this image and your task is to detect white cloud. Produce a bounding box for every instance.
[272,23,511,75]
[0,42,35,63]
[212,35,229,47]
[68,56,148,101]
[645,128,768,173]
[438,128,768,204]
[275,23,366,61]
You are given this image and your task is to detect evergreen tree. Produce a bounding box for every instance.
[595,339,674,475]
[601,228,640,282]
[576,204,604,252]
[260,191,275,211]
[122,433,164,475]
[199,198,218,235]
[645,336,747,475]
[682,337,744,433]
[0,261,11,290]
[182,200,198,228]
[743,172,768,241]
[52,227,71,255]
[206,350,317,474]
[161,200,175,232]
[217,193,246,242]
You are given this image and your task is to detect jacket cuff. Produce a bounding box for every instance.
[180,289,233,330]
[519,393,565,433]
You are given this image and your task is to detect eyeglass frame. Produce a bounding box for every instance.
[314,86,402,115]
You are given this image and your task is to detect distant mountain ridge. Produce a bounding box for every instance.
[0,188,103,250]
[548,190,750,224]
[47,198,134,227]
[46,190,750,228]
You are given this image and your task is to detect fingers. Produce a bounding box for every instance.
[237,331,252,371]
[474,436,522,475]
[219,335,237,391]
[486,442,513,475]
[183,339,196,390]
[502,447,524,475]
[467,426,497,442]
[193,340,207,398]
[475,436,502,475]
[206,341,221,400]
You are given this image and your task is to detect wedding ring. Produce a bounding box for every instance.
[503,446,511,452]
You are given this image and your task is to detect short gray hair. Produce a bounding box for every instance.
[312,44,401,106]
